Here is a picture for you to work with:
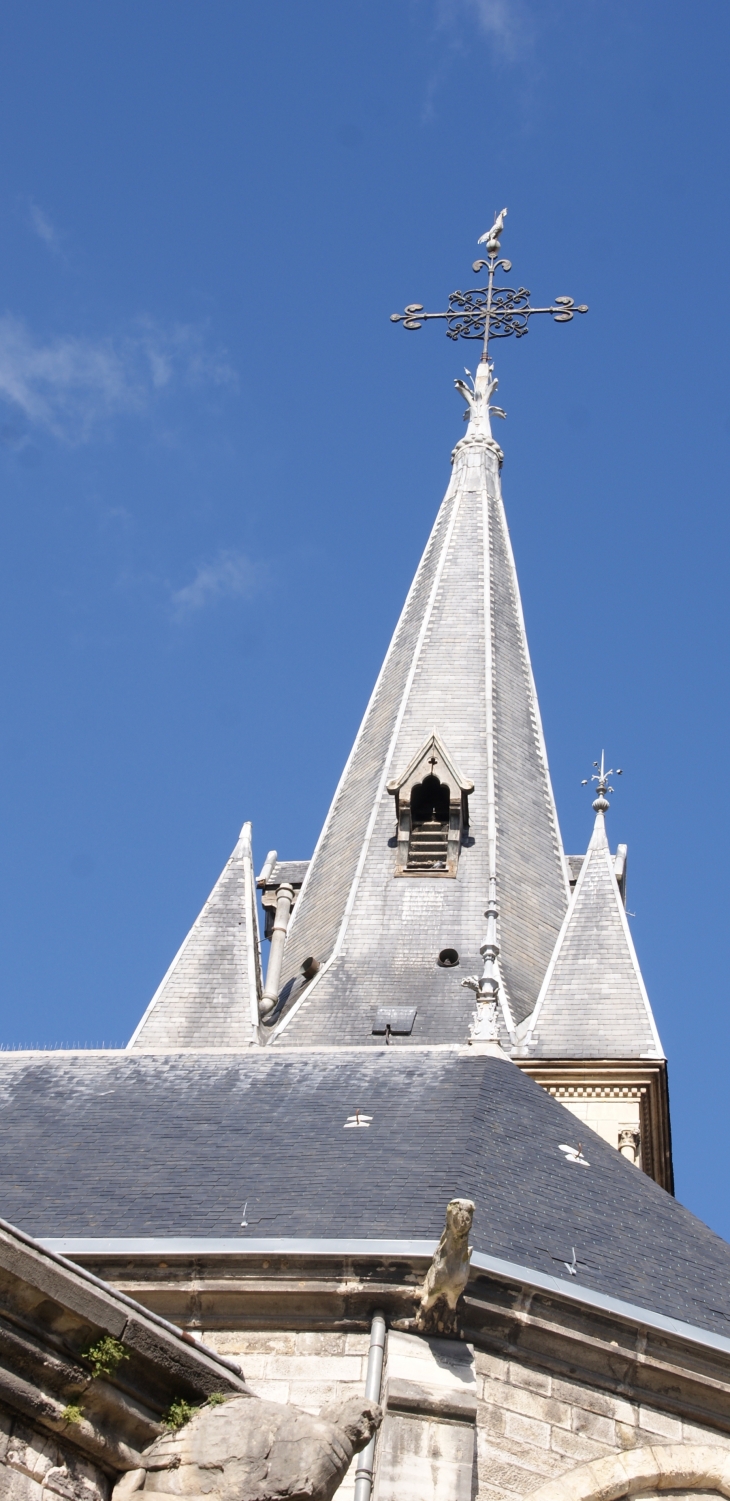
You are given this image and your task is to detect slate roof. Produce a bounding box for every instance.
[524,811,663,1059]
[0,1048,728,1340]
[266,429,568,1047]
[129,823,261,1050]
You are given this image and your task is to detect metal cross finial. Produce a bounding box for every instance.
[391,209,588,366]
[581,751,622,813]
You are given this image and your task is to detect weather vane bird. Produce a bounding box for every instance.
[391,209,588,368]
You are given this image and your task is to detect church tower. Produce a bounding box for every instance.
[126,211,671,1188]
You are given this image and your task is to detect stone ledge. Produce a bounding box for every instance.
[386,1378,478,1424]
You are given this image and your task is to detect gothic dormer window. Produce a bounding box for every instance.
[387,733,473,878]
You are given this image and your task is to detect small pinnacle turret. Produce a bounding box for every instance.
[520,753,663,1062]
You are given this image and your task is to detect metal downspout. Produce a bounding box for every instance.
[353,1311,386,1501]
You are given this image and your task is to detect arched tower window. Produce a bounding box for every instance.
[387,733,473,878]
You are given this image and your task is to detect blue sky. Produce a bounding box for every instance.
[0,1,729,1234]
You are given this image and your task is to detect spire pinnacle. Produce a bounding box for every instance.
[582,751,622,813]
[581,752,622,849]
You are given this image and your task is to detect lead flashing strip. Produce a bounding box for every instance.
[39,1236,730,1362]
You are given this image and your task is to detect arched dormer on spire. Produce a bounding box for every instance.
[387,733,473,877]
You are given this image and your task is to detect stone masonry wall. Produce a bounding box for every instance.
[0,1407,108,1501]
[203,1328,730,1501]
[475,1347,730,1501]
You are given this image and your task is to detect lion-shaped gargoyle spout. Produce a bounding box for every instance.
[414,1197,474,1335]
[114,1394,382,1501]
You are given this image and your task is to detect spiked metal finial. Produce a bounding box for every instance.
[391,210,588,367]
[581,751,622,813]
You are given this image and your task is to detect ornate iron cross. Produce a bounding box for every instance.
[390,208,587,365]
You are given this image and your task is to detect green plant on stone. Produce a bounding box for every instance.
[206,1393,227,1406]
[61,1404,83,1425]
[82,1336,130,1380]
[163,1398,198,1431]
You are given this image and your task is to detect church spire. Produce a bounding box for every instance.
[264,218,586,1049]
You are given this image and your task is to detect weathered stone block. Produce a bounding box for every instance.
[504,1412,551,1451]
[615,1422,639,1450]
[5,1425,58,1480]
[285,1382,345,1413]
[548,1428,611,1464]
[637,1407,683,1441]
[476,1403,506,1440]
[682,1422,730,1448]
[476,1483,523,1501]
[387,1377,477,1423]
[550,1379,635,1426]
[344,1334,370,1356]
[295,1333,349,1357]
[475,1353,509,1382]
[508,1366,552,1396]
[264,1356,363,1382]
[571,1409,616,1446]
[205,1331,296,1357]
[479,1453,547,1493]
[374,1410,476,1501]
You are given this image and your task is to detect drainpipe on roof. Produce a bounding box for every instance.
[353,1311,387,1501]
[259,883,294,1017]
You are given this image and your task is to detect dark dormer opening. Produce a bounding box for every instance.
[408,775,450,870]
[387,732,474,878]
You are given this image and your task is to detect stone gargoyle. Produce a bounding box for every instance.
[394,1197,475,1337]
[113,1393,381,1501]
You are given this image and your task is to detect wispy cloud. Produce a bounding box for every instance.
[422,0,535,117]
[0,315,235,444]
[426,0,534,72]
[27,200,62,253]
[459,0,533,58]
[170,550,261,621]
